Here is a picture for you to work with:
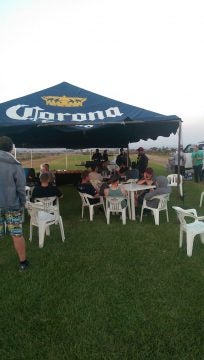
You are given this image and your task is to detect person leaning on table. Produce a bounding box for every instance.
[136,167,156,207]
[143,175,171,209]
[0,136,29,271]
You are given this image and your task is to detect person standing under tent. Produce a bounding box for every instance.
[92,149,102,163]
[173,146,186,176]
[0,136,29,271]
[102,149,109,162]
[136,147,149,179]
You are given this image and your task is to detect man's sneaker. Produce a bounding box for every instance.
[19,260,29,271]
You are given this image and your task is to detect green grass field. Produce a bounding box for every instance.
[0,158,204,360]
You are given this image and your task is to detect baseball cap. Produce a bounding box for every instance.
[137,147,144,151]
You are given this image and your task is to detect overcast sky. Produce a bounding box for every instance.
[1,0,204,148]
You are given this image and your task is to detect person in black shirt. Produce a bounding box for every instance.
[102,149,109,162]
[92,149,102,163]
[136,147,149,179]
[32,173,63,200]
[77,171,101,204]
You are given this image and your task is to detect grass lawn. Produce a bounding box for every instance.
[0,161,204,359]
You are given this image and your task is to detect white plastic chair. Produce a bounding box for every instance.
[106,196,128,225]
[25,186,31,201]
[200,191,204,207]
[167,174,183,197]
[26,198,65,248]
[172,206,204,256]
[78,192,106,221]
[140,194,169,225]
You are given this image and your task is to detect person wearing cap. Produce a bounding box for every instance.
[136,147,149,179]
[0,136,29,271]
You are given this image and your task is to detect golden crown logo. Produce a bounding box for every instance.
[42,96,87,107]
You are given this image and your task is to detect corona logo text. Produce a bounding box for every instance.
[42,96,87,107]
[6,105,123,123]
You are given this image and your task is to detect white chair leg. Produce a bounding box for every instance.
[102,203,106,219]
[122,210,126,225]
[153,210,159,225]
[107,210,110,224]
[186,233,194,256]
[39,224,46,248]
[180,184,183,197]
[89,206,94,221]
[59,216,65,241]
[200,233,204,244]
[46,226,50,236]
[179,228,183,248]
[81,205,84,218]
[166,209,169,222]
[200,192,204,207]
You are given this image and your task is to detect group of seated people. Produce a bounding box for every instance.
[25,163,63,202]
[77,164,171,213]
[26,160,171,216]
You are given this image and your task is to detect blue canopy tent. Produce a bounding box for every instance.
[0,82,181,148]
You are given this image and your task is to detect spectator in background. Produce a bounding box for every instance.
[116,148,131,167]
[0,136,29,271]
[173,146,186,176]
[136,147,148,179]
[191,145,203,182]
[92,149,102,163]
[26,168,38,187]
[40,163,55,185]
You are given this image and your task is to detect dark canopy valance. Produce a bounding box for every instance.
[0,82,181,148]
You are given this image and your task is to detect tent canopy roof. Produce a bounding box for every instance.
[0,82,181,148]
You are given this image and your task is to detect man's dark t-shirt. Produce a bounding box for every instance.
[32,185,62,200]
[77,183,100,204]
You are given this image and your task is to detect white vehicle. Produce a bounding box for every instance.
[184,141,204,169]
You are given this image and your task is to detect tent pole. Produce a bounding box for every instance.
[177,120,182,191]
[65,149,68,170]
[127,144,130,167]
[31,149,33,168]
[13,144,16,159]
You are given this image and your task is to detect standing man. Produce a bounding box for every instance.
[136,147,149,179]
[173,146,186,176]
[0,136,29,271]
[191,145,203,182]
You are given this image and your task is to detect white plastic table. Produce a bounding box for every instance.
[123,183,156,220]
